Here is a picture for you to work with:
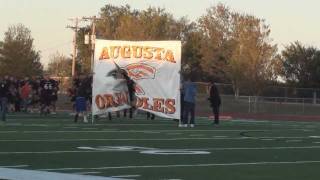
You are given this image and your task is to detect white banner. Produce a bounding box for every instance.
[92,40,181,119]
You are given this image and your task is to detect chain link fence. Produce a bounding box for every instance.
[55,80,320,116]
[195,82,320,116]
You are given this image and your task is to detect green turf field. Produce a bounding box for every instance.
[1,113,320,180]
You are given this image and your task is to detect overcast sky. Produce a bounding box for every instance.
[1,0,320,67]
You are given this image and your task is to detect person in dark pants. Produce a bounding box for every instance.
[74,75,88,123]
[208,81,221,125]
[39,75,55,115]
[0,76,10,121]
[122,70,135,119]
[182,78,197,128]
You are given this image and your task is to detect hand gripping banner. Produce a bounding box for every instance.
[92,40,181,119]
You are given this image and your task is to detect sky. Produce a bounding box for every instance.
[1,0,320,67]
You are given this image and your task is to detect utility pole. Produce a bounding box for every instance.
[67,18,79,77]
[91,16,96,73]
[82,16,103,73]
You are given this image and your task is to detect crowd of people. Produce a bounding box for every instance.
[0,75,59,121]
[0,73,222,126]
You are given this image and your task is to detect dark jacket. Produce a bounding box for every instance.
[0,80,9,98]
[208,84,221,107]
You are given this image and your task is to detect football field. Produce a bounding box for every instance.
[1,113,320,180]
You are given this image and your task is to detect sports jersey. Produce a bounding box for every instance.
[40,79,57,96]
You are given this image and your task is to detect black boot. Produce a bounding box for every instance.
[74,114,79,123]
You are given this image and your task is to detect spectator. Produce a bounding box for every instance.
[30,76,41,113]
[208,81,221,125]
[50,79,59,114]
[182,77,197,128]
[20,81,32,112]
[0,76,10,121]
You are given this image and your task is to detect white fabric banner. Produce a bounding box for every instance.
[92,40,181,119]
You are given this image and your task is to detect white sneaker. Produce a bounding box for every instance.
[190,124,195,128]
[83,116,88,123]
[178,124,183,128]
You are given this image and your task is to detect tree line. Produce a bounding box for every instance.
[1,3,320,95]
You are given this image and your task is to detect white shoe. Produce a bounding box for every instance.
[178,124,183,128]
[190,124,195,128]
[83,116,88,123]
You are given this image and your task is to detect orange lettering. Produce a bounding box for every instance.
[104,94,114,108]
[110,46,120,58]
[153,98,165,113]
[165,50,175,63]
[120,46,131,58]
[165,99,176,114]
[143,47,153,59]
[132,46,143,58]
[154,48,164,60]
[95,95,105,109]
[99,47,110,60]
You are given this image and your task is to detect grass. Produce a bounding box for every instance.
[1,112,320,179]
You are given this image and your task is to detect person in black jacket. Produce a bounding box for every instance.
[121,69,135,119]
[208,81,221,125]
[0,76,10,121]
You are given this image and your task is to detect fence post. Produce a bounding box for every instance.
[248,96,251,113]
[313,91,317,104]
[303,99,305,114]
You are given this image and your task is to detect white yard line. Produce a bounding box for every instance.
[74,171,101,175]
[0,136,317,142]
[111,175,141,178]
[167,133,183,135]
[189,134,205,137]
[260,139,275,141]
[39,160,320,171]
[286,140,303,143]
[1,146,320,154]
[0,165,29,168]
[0,129,309,133]
[82,128,98,130]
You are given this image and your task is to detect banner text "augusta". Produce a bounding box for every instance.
[99,46,176,63]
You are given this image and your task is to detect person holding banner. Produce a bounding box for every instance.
[147,112,155,120]
[121,69,135,119]
[182,77,197,127]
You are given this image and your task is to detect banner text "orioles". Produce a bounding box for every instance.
[99,46,176,63]
[95,94,176,114]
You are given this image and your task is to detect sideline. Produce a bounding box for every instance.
[0,167,126,180]
[1,146,320,154]
[0,135,318,142]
